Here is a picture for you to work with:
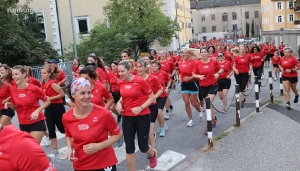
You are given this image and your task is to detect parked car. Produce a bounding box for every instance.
[237,39,244,43]
[226,40,234,44]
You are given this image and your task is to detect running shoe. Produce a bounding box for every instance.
[48,154,55,165]
[241,102,245,108]
[248,80,251,84]
[172,85,176,90]
[149,149,158,168]
[200,106,205,112]
[262,75,265,79]
[159,128,165,137]
[286,103,291,109]
[294,95,299,103]
[246,84,249,90]
[187,120,194,127]
[45,137,51,147]
[52,150,58,155]
[212,116,217,128]
[199,110,204,119]
[164,113,170,120]
[169,107,174,115]
[117,137,123,147]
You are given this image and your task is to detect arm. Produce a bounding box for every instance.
[48,83,64,101]
[154,87,164,99]
[104,97,114,109]
[140,92,155,110]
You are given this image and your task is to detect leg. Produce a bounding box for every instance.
[182,93,193,120]
[45,108,58,150]
[148,123,155,149]
[30,131,45,144]
[222,89,229,109]
[190,94,200,112]
[0,115,12,126]
[283,81,291,103]
[53,104,66,151]
[122,116,137,171]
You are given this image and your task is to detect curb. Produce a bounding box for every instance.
[173,93,282,171]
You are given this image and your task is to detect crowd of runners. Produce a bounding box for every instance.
[0,40,300,171]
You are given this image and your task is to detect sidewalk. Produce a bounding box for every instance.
[173,104,300,171]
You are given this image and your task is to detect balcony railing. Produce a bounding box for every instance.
[294,6,300,11]
[294,20,300,25]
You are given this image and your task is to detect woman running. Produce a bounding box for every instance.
[79,66,114,109]
[63,78,122,171]
[178,49,202,126]
[41,66,66,154]
[116,60,157,170]
[0,77,14,125]
[151,60,170,137]
[232,46,252,108]
[224,46,233,62]
[72,58,81,78]
[0,64,13,85]
[207,45,217,60]
[6,65,50,143]
[108,61,122,123]
[87,53,108,87]
[24,66,41,87]
[137,59,163,151]
[217,52,233,113]
[278,47,300,109]
[250,46,264,91]
[193,47,223,134]
[121,48,132,61]
[0,124,57,171]
[272,51,281,80]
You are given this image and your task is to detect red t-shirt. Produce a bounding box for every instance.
[218,60,232,79]
[0,125,56,171]
[97,68,107,84]
[117,76,152,116]
[279,45,285,52]
[108,71,120,93]
[55,70,66,86]
[272,56,281,65]
[160,60,175,74]
[145,75,162,105]
[224,52,233,62]
[72,65,80,77]
[262,45,269,55]
[27,77,41,87]
[41,79,63,104]
[0,83,10,110]
[193,59,221,87]
[178,59,196,82]
[62,105,120,170]
[167,56,177,63]
[269,45,276,54]
[232,55,251,73]
[208,53,217,60]
[151,70,170,97]
[10,84,47,124]
[250,53,264,68]
[279,56,300,77]
[91,81,112,107]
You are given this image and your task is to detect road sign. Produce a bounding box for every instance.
[280,28,284,35]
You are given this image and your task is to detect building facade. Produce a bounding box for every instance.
[190,0,261,41]
[154,0,192,51]
[261,0,300,50]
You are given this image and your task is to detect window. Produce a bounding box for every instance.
[277,2,283,10]
[232,24,237,31]
[192,27,194,34]
[75,16,90,35]
[182,22,184,28]
[188,23,192,28]
[223,26,228,32]
[289,14,294,22]
[202,27,206,33]
[36,13,46,39]
[201,15,205,21]
[176,2,179,9]
[191,18,193,23]
[232,12,237,20]
[245,11,249,19]
[211,14,215,20]
[212,26,216,32]
[222,14,228,21]
[255,11,259,18]
[289,1,294,9]
[276,15,284,23]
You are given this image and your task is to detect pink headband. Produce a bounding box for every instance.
[70,78,91,95]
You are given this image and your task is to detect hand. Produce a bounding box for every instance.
[4,102,10,109]
[83,143,101,155]
[214,73,219,79]
[226,75,231,79]
[66,149,78,161]
[235,70,239,75]
[116,102,124,114]
[248,71,251,75]
[1,98,10,105]
[164,88,169,94]
[182,77,191,82]
[285,69,292,73]
[199,75,205,80]
[131,106,142,115]
[30,110,39,120]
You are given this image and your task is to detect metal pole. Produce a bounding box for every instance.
[205,97,213,148]
[69,0,78,58]
[269,71,274,103]
[235,85,240,127]
[279,71,283,95]
[254,76,260,113]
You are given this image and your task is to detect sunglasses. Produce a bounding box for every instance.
[218,55,223,57]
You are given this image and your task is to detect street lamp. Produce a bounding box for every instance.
[69,0,78,58]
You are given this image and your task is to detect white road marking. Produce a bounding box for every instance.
[146,150,186,171]
[114,140,139,164]
[40,131,65,147]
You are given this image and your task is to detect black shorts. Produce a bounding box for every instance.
[149,104,158,123]
[200,84,218,98]
[280,52,284,57]
[217,79,231,91]
[165,82,173,89]
[273,64,279,68]
[74,165,116,171]
[156,97,167,109]
[265,54,271,61]
[19,120,47,133]
[181,81,199,94]
[111,92,121,103]
[0,108,15,118]
[282,76,298,83]
[253,64,264,77]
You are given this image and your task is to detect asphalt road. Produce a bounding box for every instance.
[11,66,281,171]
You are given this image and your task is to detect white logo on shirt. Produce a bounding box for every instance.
[95,89,99,93]
[93,117,98,122]
[19,93,26,98]
[78,124,89,130]
[125,85,131,89]
[241,59,245,61]
[204,65,209,68]
[104,167,112,171]
[182,64,186,67]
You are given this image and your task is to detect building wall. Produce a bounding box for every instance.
[191,4,261,41]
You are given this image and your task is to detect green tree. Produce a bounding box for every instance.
[245,22,250,38]
[64,23,132,64]
[103,0,180,58]
[0,0,58,66]
[251,19,255,37]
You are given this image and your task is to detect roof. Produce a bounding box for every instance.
[190,0,261,9]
